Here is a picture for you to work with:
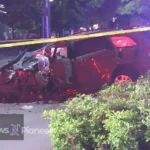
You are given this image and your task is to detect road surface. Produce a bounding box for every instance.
[0,103,64,150]
[0,48,19,68]
[0,45,60,150]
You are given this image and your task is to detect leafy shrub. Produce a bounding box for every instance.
[43,72,150,150]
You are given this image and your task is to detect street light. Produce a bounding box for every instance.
[0,10,7,14]
[0,4,7,14]
[0,4,5,8]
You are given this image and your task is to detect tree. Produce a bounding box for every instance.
[52,0,150,31]
[118,0,150,16]
[1,0,121,35]
[50,0,119,33]
[3,0,148,37]
[50,0,88,33]
[1,0,43,32]
[113,0,150,28]
[1,0,108,35]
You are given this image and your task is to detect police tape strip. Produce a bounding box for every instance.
[0,39,40,43]
[0,27,150,48]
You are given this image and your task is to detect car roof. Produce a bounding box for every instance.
[43,28,149,48]
[70,28,147,44]
[69,28,137,43]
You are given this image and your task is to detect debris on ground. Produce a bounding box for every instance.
[20,105,33,110]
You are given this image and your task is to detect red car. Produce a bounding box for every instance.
[1,30,150,102]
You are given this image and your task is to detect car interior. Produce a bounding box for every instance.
[48,42,73,87]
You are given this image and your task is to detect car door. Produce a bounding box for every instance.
[72,37,118,93]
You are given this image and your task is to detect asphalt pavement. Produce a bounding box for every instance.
[0,103,64,150]
[0,46,58,150]
[0,48,19,68]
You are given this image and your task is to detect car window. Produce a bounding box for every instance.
[72,37,113,57]
[110,36,137,48]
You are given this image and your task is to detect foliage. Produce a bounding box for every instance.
[1,0,117,32]
[118,0,150,15]
[1,0,150,33]
[43,72,150,150]
[51,0,150,30]
[1,0,43,31]
[50,0,106,32]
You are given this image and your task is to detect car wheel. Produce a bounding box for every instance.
[113,70,139,83]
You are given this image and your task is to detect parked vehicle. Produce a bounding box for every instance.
[1,30,150,102]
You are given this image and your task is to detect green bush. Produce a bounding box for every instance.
[43,72,150,150]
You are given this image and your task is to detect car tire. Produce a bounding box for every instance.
[113,69,139,83]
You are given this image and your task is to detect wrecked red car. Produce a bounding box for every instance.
[1,30,150,103]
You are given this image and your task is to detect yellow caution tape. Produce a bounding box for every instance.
[0,27,150,48]
[0,39,42,44]
[0,39,41,43]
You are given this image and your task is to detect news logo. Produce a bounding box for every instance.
[0,114,24,140]
[9,124,23,136]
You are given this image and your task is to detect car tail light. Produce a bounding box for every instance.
[110,36,137,48]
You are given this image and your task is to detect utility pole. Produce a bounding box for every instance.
[42,0,52,39]
[45,0,51,38]
[42,16,45,38]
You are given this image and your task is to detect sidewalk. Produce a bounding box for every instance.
[0,103,63,150]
